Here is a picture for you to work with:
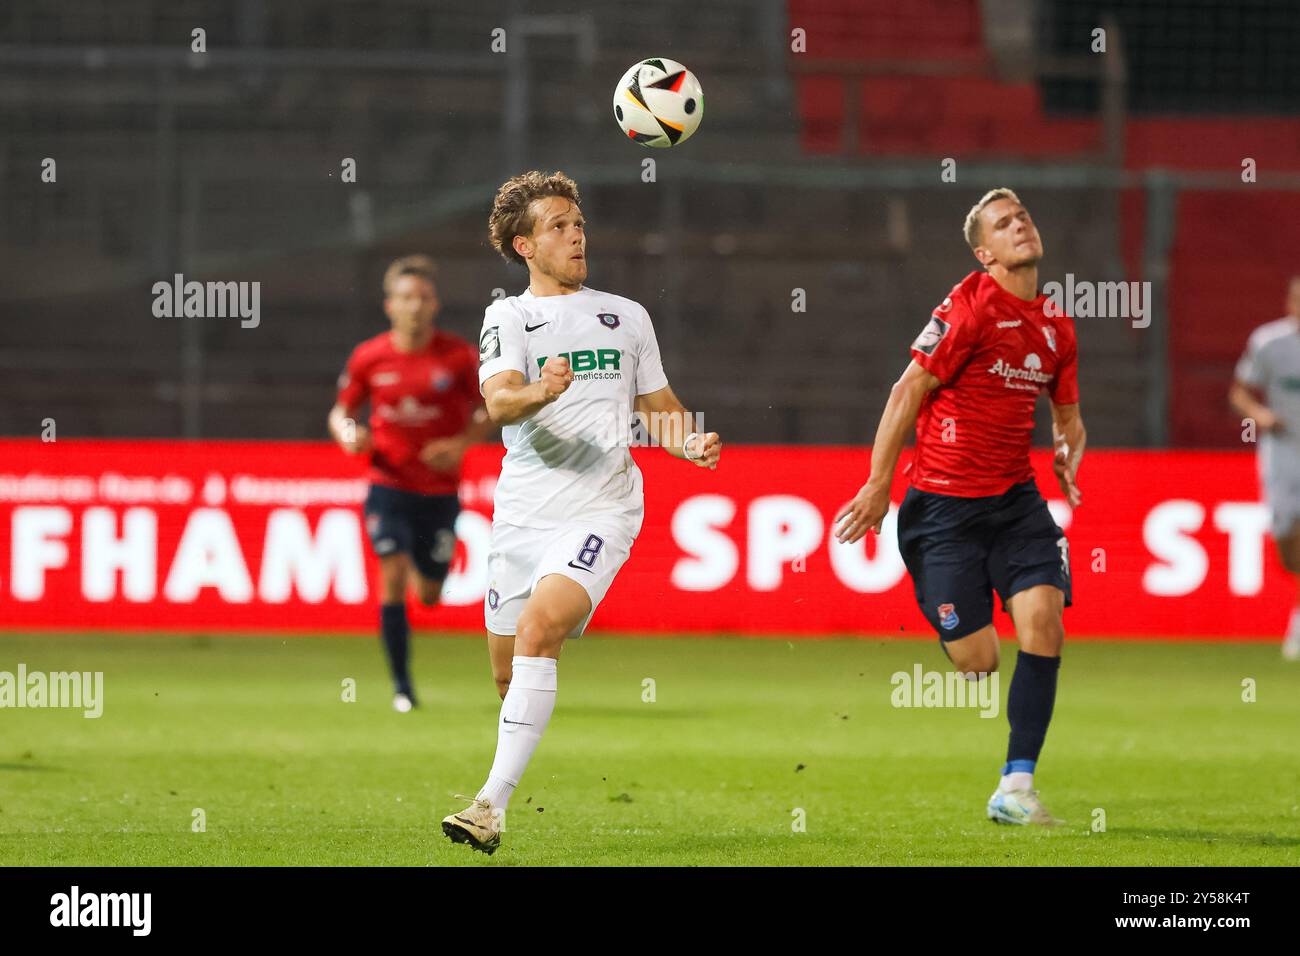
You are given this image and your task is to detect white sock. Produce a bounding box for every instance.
[1288,608,1300,637]
[475,656,557,811]
[1000,771,1034,793]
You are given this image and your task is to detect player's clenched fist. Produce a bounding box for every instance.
[685,432,721,470]
[834,481,890,544]
[539,356,574,402]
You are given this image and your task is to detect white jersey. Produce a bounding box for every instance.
[477,285,669,530]
[1236,316,1300,486]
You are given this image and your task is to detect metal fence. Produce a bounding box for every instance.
[2,0,1297,448]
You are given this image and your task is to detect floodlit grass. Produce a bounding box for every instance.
[1,633,1296,865]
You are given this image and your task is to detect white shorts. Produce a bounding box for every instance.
[1262,442,1300,538]
[1265,477,1300,539]
[484,518,637,638]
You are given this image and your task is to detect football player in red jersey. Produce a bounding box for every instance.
[328,255,493,712]
[836,188,1086,826]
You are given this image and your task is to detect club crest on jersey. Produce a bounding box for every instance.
[596,312,620,330]
[912,315,950,356]
[938,603,960,630]
[431,368,453,392]
[1041,325,1057,352]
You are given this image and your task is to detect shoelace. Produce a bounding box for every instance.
[452,793,491,810]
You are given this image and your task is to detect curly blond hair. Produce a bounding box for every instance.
[489,170,582,266]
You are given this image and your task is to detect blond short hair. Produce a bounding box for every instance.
[489,170,582,266]
[383,254,438,296]
[963,187,1022,249]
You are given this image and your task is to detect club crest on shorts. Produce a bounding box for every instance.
[487,588,500,611]
[937,603,959,630]
[596,312,620,329]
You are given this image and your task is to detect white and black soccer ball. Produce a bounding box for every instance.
[612,58,704,148]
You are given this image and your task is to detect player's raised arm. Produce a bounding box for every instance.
[628,303,718,467]
[481,360,572,425]
[478,297,574,425]
[635,384,720,470]
[834,360,940,543]
[1050,401,1086,508]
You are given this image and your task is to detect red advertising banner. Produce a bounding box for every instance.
[0,440,1283,639]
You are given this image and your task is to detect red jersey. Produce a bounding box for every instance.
[336,329,482,495]
[907,271,1079,497]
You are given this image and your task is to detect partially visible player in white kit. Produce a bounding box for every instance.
[442,171,721,853]
[1230,276,1300,660]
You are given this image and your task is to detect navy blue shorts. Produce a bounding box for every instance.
[363,484,460,582]
[895,480,1071,641]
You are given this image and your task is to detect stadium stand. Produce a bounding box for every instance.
[2,0,1297,449]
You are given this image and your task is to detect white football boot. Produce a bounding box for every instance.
[442,797,502,854]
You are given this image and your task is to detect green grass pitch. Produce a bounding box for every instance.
[1,632,1297,866]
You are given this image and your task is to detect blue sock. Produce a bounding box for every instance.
[1005,650,1060,769]
[380,603,412,697]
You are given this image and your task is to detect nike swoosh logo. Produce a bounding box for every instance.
[566,560,594,573]
[524,322,549,332]
[502,718,534,726]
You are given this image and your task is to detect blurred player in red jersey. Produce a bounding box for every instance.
[328,255,493,712]
[836,188,1086,826]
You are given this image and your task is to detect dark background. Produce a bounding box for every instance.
[3,0,1297,447]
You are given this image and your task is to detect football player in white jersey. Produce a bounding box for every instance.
[1231,276,1300,660]
[442,170,721,853]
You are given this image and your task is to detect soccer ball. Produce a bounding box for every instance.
[612,58,704,148]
